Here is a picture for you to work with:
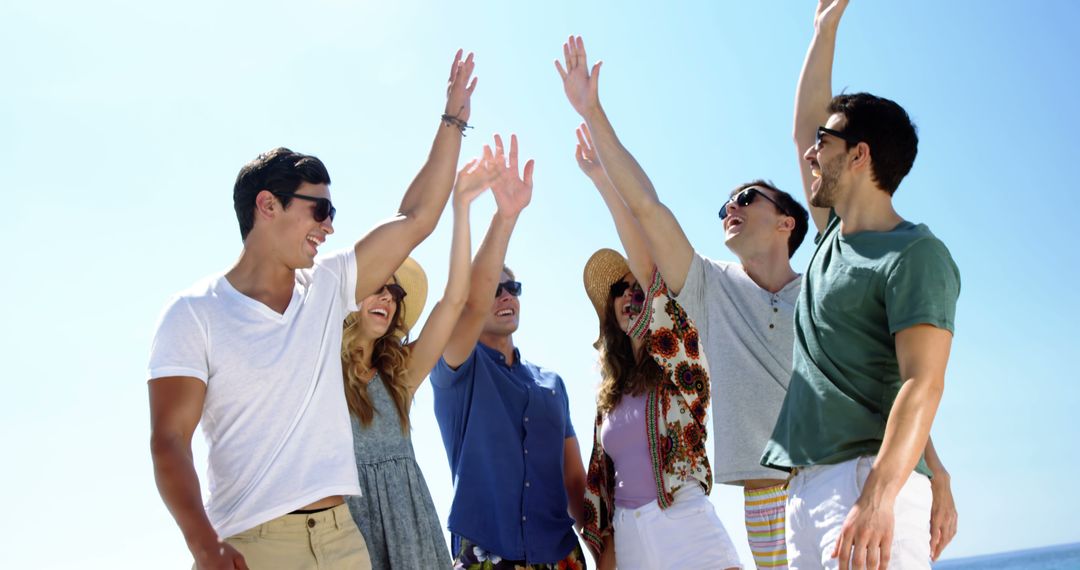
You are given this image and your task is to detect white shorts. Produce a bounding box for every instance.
[786,456,932,570]
[612,486,742,570]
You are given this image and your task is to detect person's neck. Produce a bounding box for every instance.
[737,247,799,294]
[834,182,903,235]
[479,333,516,366]
[225,240,296,313]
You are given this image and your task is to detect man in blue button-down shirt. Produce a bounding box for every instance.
[431,135,588,568]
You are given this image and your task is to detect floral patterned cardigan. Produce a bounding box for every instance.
[580,269,713,558]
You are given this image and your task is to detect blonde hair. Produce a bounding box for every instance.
[341,299,413,434]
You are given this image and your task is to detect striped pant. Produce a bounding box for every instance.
[745,482,789,569]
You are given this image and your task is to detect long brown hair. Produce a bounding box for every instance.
[596,291,662,414]
[341,299,413,434]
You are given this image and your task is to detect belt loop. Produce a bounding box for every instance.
[333,503,347,529]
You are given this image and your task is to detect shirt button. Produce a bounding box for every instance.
[769,324,775,329]
[522,516,527,522]
[524,448,529,454]
[307,519,316,528]
[525,481,531,487]
[524,416,529,423]
[773,308,778,313]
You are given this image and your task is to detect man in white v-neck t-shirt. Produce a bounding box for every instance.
[148,50,479,570]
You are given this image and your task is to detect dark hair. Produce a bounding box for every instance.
[596,287,662,414]
[827,93,918,196]
[731,180,810,258]
[232,147,331,241]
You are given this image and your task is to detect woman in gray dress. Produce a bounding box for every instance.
[340,148,497,569]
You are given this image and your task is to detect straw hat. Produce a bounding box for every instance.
[392,256,428,336]
[583,248,632,344]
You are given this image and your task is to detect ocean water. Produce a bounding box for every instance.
[934,542,1080,569]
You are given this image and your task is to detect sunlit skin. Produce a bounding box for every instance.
[611,272,646,358]
[480,271,521,338]
[269,181,336,270]
[803,113,852,210]
[721,186,796,263]
[352,278,402,352]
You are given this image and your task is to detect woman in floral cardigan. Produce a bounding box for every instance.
[580,249,742,570]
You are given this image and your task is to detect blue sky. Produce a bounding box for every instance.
[3,1,1078,567]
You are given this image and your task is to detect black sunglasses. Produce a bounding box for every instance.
[375,283,407,302]
[609,279,645,304]
[271,191,336,223]
[815,126,860,149]
[718,188,789,220]
[495,280,522,298]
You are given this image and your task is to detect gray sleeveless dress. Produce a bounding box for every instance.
[346,375,451,569]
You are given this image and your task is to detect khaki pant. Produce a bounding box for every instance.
[195,503,371,570]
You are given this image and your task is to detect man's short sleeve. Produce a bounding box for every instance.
[670,252,709,341]
[886,238,961,335]
[558,376,576,439]
[148,297,209,382]
[318,248,358,313]
[430,347,478,390]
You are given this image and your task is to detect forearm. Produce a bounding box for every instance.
[863,378,944,503]
[591,173,654,282]
[581,106,661,214]
[397,121,464,230]
[924,436,950,481]
[795,20,840,231]
[468,213,517,304]
[443,199,473,308]
[151,438,219,553]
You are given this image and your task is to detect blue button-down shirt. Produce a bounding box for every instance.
[431,342,577,564]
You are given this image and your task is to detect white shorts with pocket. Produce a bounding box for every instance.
[786,456,932,570]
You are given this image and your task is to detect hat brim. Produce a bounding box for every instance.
[583,248,631,346]
[393,257,428,336]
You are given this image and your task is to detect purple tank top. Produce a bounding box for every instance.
[600,392,657,509]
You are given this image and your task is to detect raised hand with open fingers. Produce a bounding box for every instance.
[814,0,850,32]
[490,133,534,219]
[454,145,498,207]
[555,35,602,118]
[445,49,478,123]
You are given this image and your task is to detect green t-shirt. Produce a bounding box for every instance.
[761,213,960,476]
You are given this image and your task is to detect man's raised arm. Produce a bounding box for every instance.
[353,50,478,302]
[556,36,695,295]
[795,0,848,233]
[441,134,533,368]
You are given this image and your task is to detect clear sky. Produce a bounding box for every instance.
[3,0,1079,567]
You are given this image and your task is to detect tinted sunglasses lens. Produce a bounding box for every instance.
[314,199,335,222]
[495,281,522,298]
[386,284,406,301]
[718,203,729,220]
[630,284,645,304]
[737,189,757,207]
[610,280,631,298]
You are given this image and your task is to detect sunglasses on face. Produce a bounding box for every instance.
[610,279,645,304]
[815,126,860,150]
[271,191,336,223]
[718,188,790,220]
[375,283,407,302]
[495,280,522,298]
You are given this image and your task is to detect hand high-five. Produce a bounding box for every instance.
[489,134,534,219]
[555,36,603,118]
[454,144,498,207]
[445,49,478,122]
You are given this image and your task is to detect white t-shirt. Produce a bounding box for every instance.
[674,252,802,484]
[148,248,363,539]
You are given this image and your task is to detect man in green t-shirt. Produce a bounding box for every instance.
[761,2,961,569]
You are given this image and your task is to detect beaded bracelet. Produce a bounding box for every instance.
[441,113,472,136]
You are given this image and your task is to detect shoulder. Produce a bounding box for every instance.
[891,224,958,270]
